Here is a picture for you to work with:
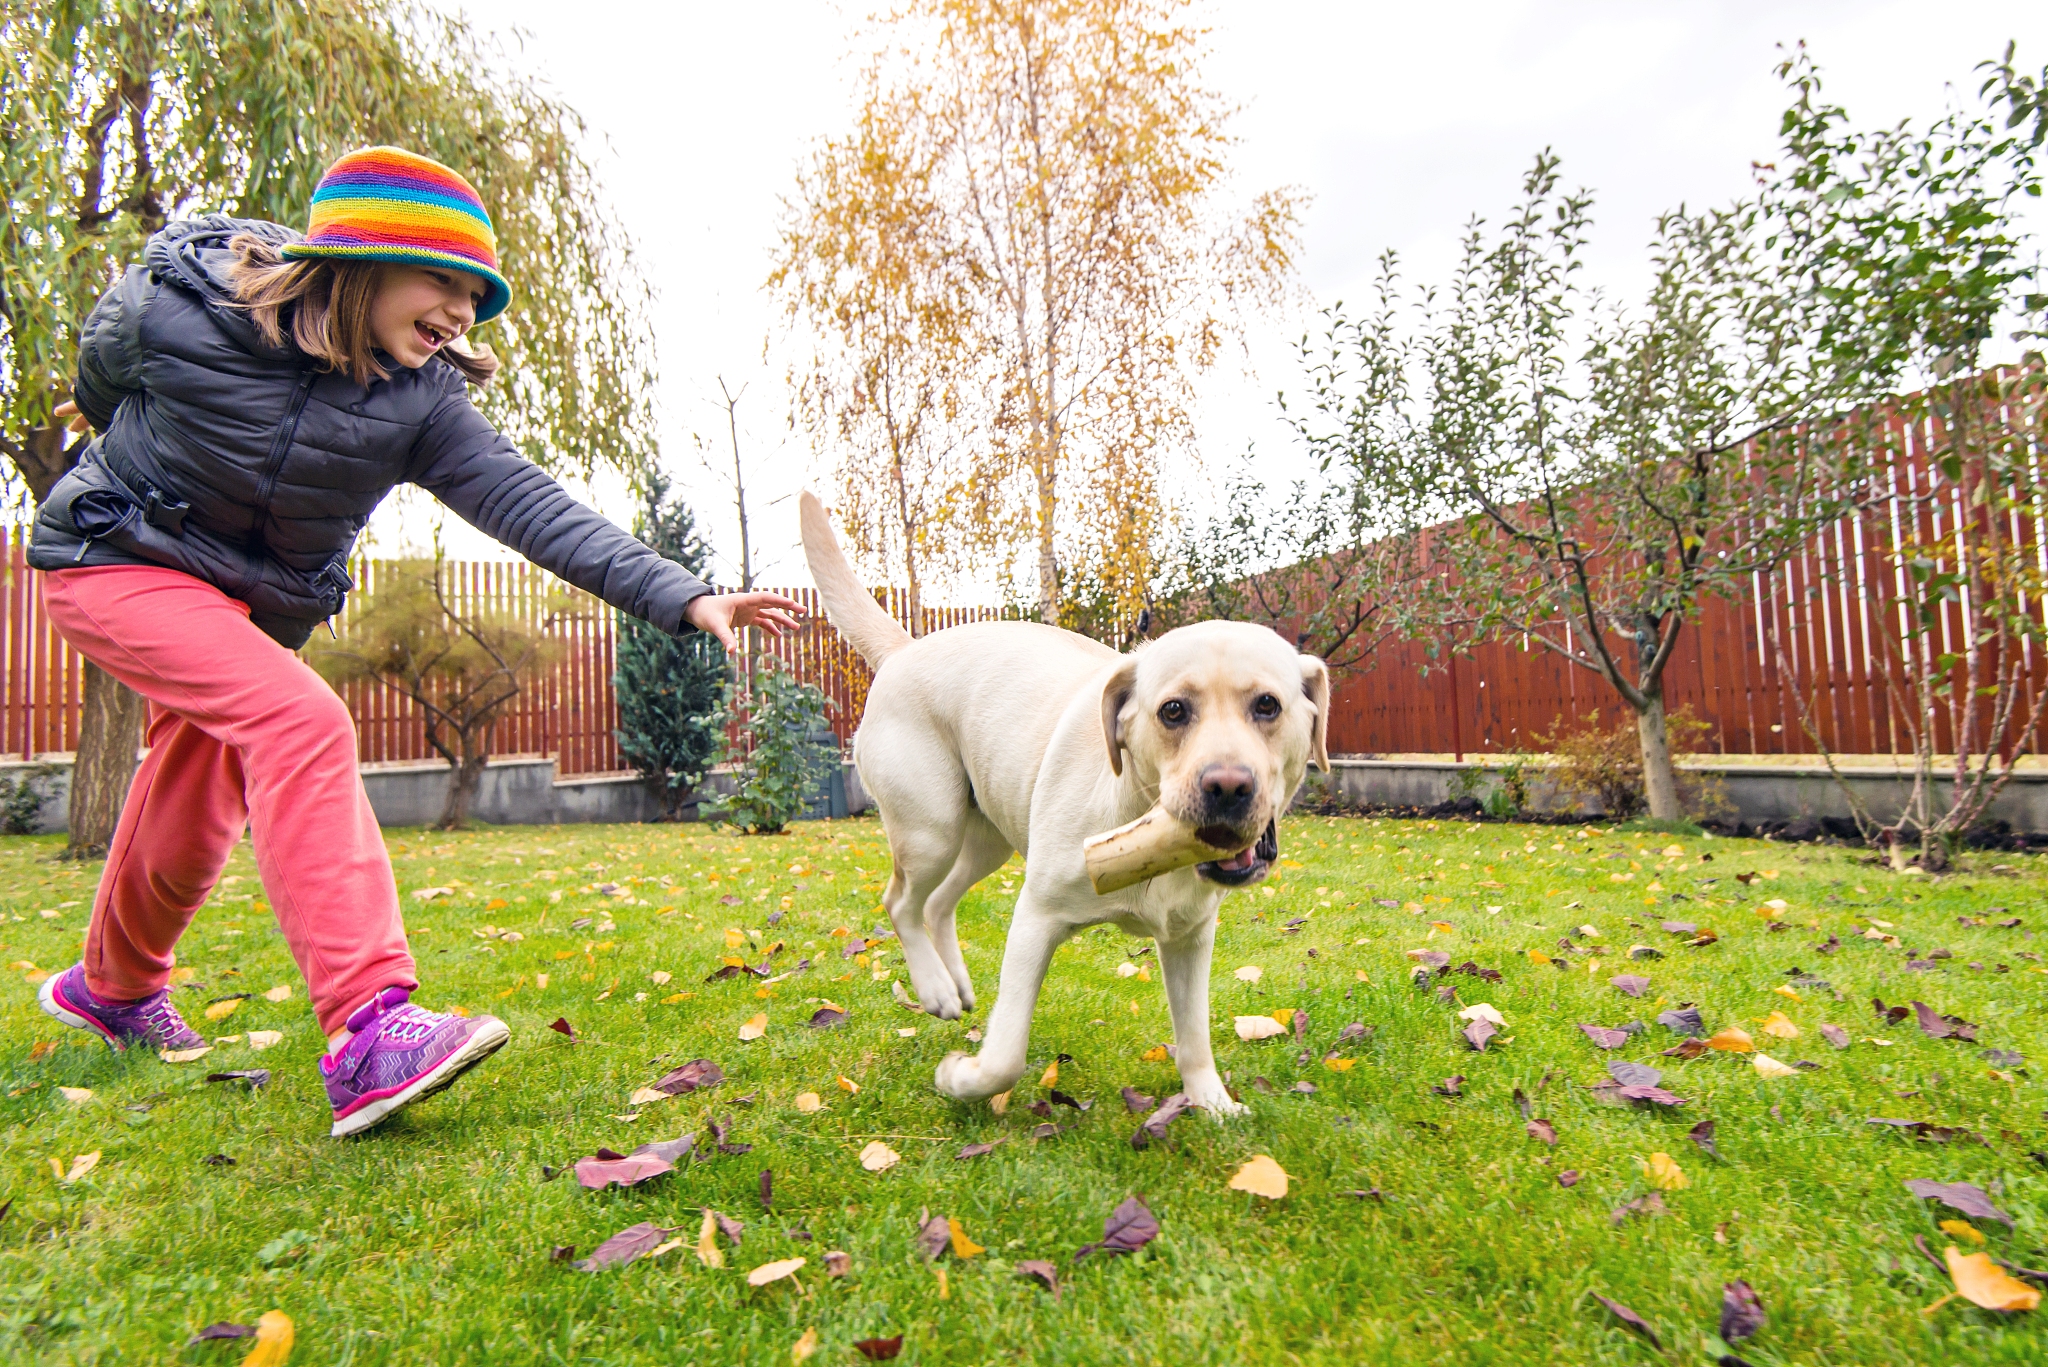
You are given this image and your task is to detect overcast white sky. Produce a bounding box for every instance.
[387,0,2048,594]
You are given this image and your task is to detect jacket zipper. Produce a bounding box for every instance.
[252,371,315,523]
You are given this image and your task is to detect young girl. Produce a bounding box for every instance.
[31,146,800,1136]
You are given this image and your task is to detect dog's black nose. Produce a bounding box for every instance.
[1198,764,1258,822]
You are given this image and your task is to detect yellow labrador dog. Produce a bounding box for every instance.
[799,493,1329,1116]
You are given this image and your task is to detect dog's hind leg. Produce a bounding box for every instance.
[934,896,1071,1101]
[873,781,978,1020]
[918,813,1011,1013]
[1158,915,1248,1117]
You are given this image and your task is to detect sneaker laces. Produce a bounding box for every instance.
[136,995,193,1046]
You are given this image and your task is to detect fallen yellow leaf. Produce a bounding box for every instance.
[57,1085,93,1104]
[629,1087,668,1107]
[1324,1057,1356,1072]
[28,1040,55,1061]
[1429,920,1454,933]
[990,1090,1011,1115]
[1528,949,1552,966]
[859,1140,901,1172]
[1228,1154,1290,1199]
[1235,1015,1287,1041]
[241,1310,294,1367]
[1759,1010,1800,1039]
[1141,1045,1169,1063]
[262,985,291,1003]
[245,1030,282,1051]
[837,1076,860,1095]
[725,928,745,948]
[696,1208,724,1268]
[1271,1007,1295,1027]
[792,1327,819,1364]
[748,1256,808,1287]
[794,1092,824,1113]
[1040,1059,1059,1088]
[1946,1245,2042,1311]
[1641,1152,1689,1190]
[1940,1219,1986,1246]
[205,998,241,1022]
[948,1217,985,1258]
[1233,965,1263,982]
[739,1013,767,1041]
[1773,984,1800,1001]
[1706,1027,1755,1053]
[59,1150,100,1184]
[1753,1053,1798,1078]
[160,1046,212,1063]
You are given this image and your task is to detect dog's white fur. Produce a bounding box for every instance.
[799,493,1330,1116]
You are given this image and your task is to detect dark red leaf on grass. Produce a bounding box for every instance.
[1432,1074,1464,1098]
[202,1154,235,1167]
[1513,1087,1532,1119]
[1689,1119,1719,1158]
[1075,1195,1160,1260]
[807,1008,848,1029]
[1293,1008,1309,1040]
[956,1141,1001,1159]
[842,937,868,958]
[189,1323,256,1343]
[574,1152,674,1189]
[1820,1024,1850,1050]
[204,1069,270,1088]
[1338,1021,1369,1042]
[1131,1093,1191,1150]
[1527,1118,1558,1146]
[1031,1122,1068,1140]
[550,1244,575,1263]
[1592,1294,1661,1348]
[1662,1038,1709,1059]
[714,1210,745,1245]
[1291,1080,1318,1094]
[1656,1006,1705,1036]
[1579,1024,1630,1049]
[1027,1099,1052,1118]
[1720,1280,1765,1342]
[1609,1061,1661,1087]
[1120,1085,1156,1113]
[1996,1258,2048,1286]
[632,1133,696,1164]
[1871,998,1910,1025]
[549,1017,577,1039]
[573,1221,677,1270]
[759,1169,773,1211]
[1557,1170,1581,1187]
[824,1250,851,1277]
[1609,974,1651,998]
[854,1336,903,1360]
[1660,921,1697,935]
[1903,1179,2012,1225]
[1048,1088,1090,1110]
[1718,1355,1762,1367]
[917,1214,950,1260]
[1017,1259,1061,1298]
[719,894,742,907]
[1611,1193,1667,1224]
[1462,1019,1498,1051]
[1617,1084,1687,1106]
[653,1059,724,1094]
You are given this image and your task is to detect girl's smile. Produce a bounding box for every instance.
[369,264,486,369]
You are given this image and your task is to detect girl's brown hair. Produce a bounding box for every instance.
[224,233,499,388]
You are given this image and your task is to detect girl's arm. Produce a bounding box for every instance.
[72,266,154,430]
[408,386,800,644]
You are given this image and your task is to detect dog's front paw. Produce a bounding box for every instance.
[1184,1076,1250,1119]
[934,1049,1013,1101]
[909,966,964,1020]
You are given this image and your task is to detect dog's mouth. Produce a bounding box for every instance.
[1195,819,1278,887]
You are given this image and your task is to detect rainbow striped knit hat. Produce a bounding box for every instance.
[282,147,511,322]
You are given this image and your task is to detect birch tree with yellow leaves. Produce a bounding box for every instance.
[777,0,1299,628]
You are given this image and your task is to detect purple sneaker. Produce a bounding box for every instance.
[321,986,509,1137]
[38,963,207,1052]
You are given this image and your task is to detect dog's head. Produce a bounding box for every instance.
[1099,621,1330,886]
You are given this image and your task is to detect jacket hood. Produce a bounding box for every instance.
[146,216,301,355]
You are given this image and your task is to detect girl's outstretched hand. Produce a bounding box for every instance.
[683,591,806,650]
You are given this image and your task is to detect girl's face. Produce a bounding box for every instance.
[367,264,487,369]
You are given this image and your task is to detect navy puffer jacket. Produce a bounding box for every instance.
[29,215,711,648]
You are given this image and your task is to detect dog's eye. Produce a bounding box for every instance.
[1252,693,1282,720]
[1157,699,1190,727]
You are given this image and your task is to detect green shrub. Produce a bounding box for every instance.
[613,474,728,820]
[707,662,836,834]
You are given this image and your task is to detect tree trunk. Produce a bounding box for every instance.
[5,421,152,859]
[439,745,488,830]
[67,659,147,857]
[1635,689,1682,822]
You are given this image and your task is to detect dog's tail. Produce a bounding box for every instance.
[799,490,913,669]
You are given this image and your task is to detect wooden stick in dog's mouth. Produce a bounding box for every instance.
[1083,807,1245,895]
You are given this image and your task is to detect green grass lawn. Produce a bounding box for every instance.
[2,813,2045,1364]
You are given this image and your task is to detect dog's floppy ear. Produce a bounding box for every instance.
[1300,655,1331,773]
[1100,656,1141,777]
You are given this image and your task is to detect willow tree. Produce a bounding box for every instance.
[787,0,1299,628]
[0,0,656,852]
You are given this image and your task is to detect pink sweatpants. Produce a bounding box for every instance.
[42,565,416,1035]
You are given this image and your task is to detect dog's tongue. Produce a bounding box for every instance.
[1215,847,1256,872]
